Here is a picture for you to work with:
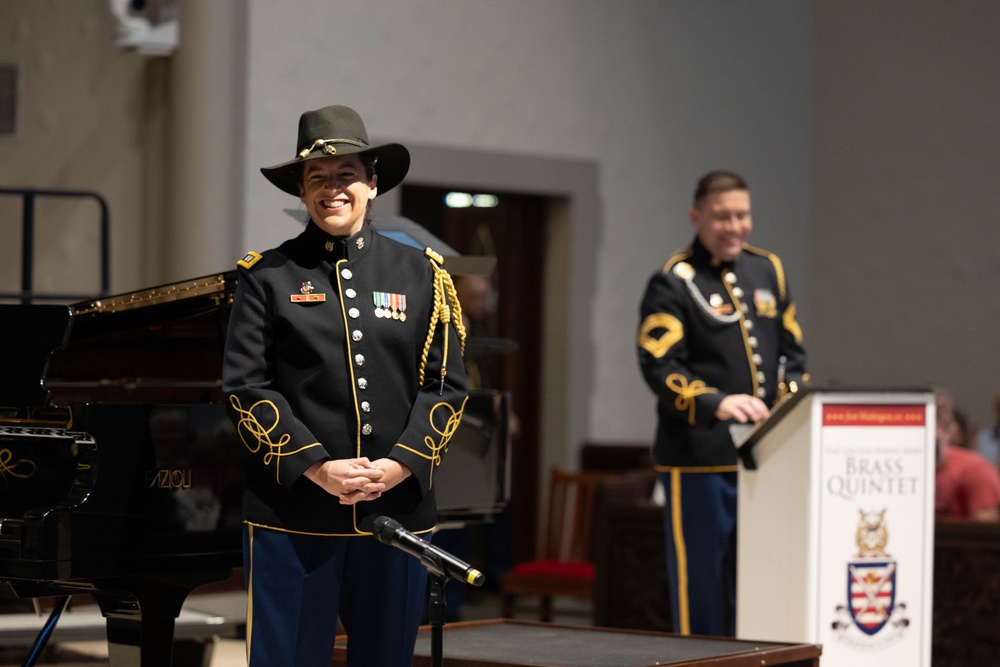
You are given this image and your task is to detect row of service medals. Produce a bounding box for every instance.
[374,292,406,321]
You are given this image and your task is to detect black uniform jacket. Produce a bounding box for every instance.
[637,238,807,469]
[222,222,468,536]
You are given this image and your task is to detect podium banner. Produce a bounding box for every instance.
[817,402,932,663]
[736,389,935,667]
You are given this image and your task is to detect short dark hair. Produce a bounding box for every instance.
[693,170,748,207]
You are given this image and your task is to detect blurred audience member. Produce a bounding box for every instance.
[455,274,498,389]
[455,274,495,336]
[950,408,974,449]
[936,391,1000,521]
[976,389,1000,467]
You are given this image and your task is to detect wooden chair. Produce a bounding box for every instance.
[579,442,654,473]
[500,467,609,622]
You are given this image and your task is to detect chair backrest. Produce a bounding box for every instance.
[539,468,610,563]
[579,442,653,473]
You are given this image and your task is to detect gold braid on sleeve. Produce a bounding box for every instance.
[418,258,467,389]
[665,373,718,425]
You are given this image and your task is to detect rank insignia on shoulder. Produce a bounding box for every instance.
[424,247,445,265]
[238,251,263,269]
[673,261,695,280]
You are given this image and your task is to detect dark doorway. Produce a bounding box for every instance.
[401,184,546,567]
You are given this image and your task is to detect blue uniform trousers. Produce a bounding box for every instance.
[244,524,428,667]
[659,470,737,637]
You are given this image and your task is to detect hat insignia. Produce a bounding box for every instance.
[298,137,370,160]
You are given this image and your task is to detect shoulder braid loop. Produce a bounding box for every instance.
[418,258,467,392]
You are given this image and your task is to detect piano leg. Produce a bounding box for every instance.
[92,569,233,667]
[104,613,164,667]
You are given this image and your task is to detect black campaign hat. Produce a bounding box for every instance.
[261,105,410,197]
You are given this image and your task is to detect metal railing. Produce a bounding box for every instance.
[0,187,110,304]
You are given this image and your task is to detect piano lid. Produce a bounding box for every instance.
[0,273,237,409]
[69,272,233,323]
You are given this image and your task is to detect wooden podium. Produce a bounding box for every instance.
[734,387,936,667]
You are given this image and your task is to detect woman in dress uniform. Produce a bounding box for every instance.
[222,105,468,667]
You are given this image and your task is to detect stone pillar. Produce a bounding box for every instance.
[164,0,245,280]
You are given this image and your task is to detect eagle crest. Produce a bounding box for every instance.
[856,508,889,558]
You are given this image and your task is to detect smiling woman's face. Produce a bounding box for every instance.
[299,154,377,237]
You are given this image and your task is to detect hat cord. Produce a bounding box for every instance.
[297,137,370,159]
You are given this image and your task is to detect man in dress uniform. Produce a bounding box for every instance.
[636,170,808,637]
[222,105,468,667]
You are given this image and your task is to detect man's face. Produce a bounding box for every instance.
[299,154,376,237]
[689,189,752,262]
[456,275,492,323]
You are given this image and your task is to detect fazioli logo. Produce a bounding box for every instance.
[831,508,910,648]
[147,468,193,490]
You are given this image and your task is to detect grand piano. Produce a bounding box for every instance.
[0,266,509,665]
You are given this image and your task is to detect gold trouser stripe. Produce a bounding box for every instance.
[246,524,254,664]
[671,468,691,635]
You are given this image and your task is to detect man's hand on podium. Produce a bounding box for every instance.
[717,394,770,424]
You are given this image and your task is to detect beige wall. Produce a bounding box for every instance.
[0,0,166,297]
[811,0,1000,429]
[3,0,999,445]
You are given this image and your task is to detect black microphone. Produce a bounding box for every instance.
[372,515,485,587]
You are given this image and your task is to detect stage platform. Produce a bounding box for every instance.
[336,619,822,667]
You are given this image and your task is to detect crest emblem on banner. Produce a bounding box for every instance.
[848,509,895,634]
[848,560,896,635]
[831,508,909,647]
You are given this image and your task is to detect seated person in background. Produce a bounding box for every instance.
[950,407,974,449]
[976,389,1000,467]
[936,391,1000,521]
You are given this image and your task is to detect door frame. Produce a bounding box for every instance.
[378,142,601,553]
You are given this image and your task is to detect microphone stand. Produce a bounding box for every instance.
[372,515,484,666]
[424,563,447,667]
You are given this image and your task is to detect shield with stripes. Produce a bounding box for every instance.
[848,560,896,635]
